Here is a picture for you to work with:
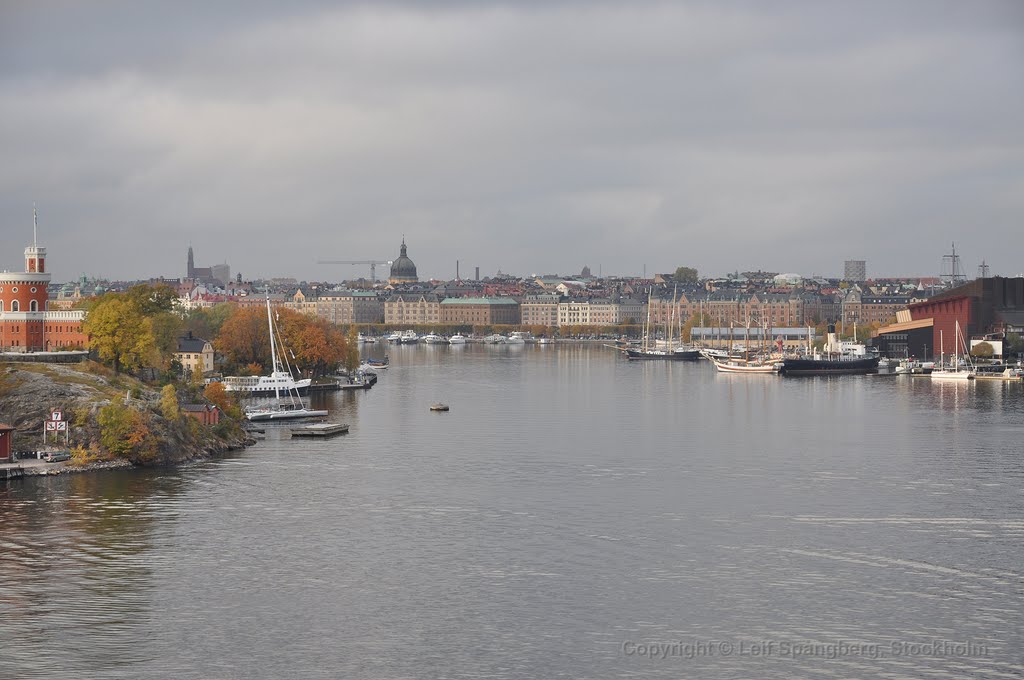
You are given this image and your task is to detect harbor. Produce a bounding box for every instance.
[3,343,1020,680]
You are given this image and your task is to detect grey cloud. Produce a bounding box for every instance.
[1,0,1022,280]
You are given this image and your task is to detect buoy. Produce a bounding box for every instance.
[430,403,450,412]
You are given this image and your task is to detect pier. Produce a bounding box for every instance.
[290,423,350,438]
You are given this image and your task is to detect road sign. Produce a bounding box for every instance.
[51,410,63,422]
[55,422,68,431]
[45,421,57,431]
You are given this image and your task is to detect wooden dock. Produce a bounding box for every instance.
[0,466,25,481]
[290,423,350,438]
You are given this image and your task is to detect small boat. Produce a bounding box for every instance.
[365,357,389,369]
[448,334,468,345]
[357,333,377,344]
[385,331,403,343]
[874,358,897,375]
[430,403,450,412]
[482,334,506,344]
[421,333,447,344]
[400,329,420,344]
[536,337,555,345]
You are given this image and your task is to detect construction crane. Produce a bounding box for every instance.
[318,259,393,283]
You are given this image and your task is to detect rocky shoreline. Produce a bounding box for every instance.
[1,361,254,472]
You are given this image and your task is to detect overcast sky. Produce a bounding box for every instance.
[2,1,1022,282]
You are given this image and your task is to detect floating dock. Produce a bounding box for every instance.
[290,423,350,437]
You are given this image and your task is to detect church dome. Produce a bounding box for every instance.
[389,239,418,284]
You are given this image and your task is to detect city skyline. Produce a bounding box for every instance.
[2,1,1022,281]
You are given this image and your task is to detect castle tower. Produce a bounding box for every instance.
[187,245,195,278]
[25,206,46,274]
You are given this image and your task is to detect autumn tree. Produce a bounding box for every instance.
[216,306,271,371]
[83,296,158,373]
[98,395,157,461]
[160,384,180,420]
[204,381,242,420]
[344,327,361,373]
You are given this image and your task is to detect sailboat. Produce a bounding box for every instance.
[930,321,976,381]
[625,289,699,360]
[245,297,329,421]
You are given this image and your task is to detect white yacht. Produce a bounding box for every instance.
[421,333,447,344]
[448,334,468,345]
[386,330,403,343]
[400,329,420,344]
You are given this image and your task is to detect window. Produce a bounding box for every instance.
[11,301,18,312]
[30,300,38,312]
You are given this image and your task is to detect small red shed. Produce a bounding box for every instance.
[0,423,13,462]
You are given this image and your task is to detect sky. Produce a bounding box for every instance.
[1,0,1022,282]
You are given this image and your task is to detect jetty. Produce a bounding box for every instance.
[290,423,350,438]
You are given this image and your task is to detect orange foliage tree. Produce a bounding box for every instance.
[215,307,271,371]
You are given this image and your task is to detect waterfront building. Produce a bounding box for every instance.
[440,297,520,326]
[385,293,440,325]
[388,239,419,284]
[520,294,561,328]
[315,290,384,325]
[874,277,1024,359]
[0,213,87,351]
[174,331,215,377]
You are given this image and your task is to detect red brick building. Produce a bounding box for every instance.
[0,214,88,351]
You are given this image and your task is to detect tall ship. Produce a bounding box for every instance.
[624,289,700,361]
[781,325,880,375]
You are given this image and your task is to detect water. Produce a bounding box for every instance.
[2,344,1023,679]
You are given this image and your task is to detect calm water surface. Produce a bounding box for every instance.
[2,344,1023,679]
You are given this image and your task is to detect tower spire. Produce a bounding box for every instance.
[33,203,38,247]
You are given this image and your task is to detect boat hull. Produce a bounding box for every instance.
[626,347,700,360]
[711,358,783,373]
[246,408,328,421]
[781,357,880,375]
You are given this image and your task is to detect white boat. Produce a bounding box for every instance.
[505,333,526,345]
[221,300,311,396]
[448,334,468,345]
[243,296,328,421]
[931,321,976,381]
[482,334,506,344]
[357,333,377,344]
[400,329,420,344]
[386,331,403,342]
[536,337,555,345]
[709,355,783,374]
[246,404,328,421]
[421,333,447,344]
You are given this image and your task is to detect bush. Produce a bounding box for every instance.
[970,341,994,358]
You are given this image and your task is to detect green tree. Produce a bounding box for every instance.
[83,296,158,373]
[125,283,179,316]
[98,395,156,460]
[344,327,361,373]
[674,266,698,285]
[151,311,184,367]
[970,341,994,358]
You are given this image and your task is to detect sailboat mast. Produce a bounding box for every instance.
[266,295,280,401]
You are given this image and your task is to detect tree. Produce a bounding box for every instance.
[160,384,180,420]
[674,266,698,285]
[216,306,271,371]
[150,311,184,367]
[970,341,994,358]
[343,327,361,373]
[124,283,179,316]
[83,296,158,373]
[204,381,241,420]
[98,395,156,460]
